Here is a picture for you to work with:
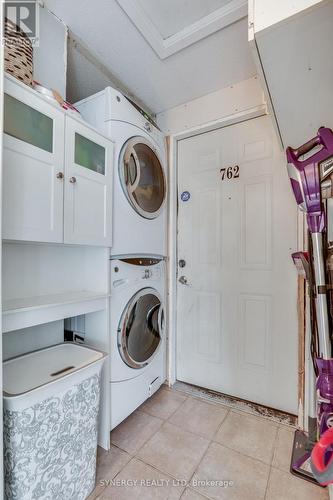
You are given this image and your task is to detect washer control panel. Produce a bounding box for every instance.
[111,257,164,289]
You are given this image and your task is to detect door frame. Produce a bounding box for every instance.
[166,104,305,400]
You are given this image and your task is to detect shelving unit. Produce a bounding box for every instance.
[3,291,109,333]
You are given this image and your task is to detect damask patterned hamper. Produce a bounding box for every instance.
[3,343,107,500]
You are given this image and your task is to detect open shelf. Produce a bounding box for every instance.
[3,291,110,333]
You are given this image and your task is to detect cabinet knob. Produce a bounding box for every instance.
[69,176,77,184]
[56,172,64,179]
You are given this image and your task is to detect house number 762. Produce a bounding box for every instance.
[220,165,240,181]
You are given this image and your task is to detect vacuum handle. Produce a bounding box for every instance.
[289,135,322,161]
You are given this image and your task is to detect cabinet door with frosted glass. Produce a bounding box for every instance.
[64,116,113,246]
[3,77,65,243]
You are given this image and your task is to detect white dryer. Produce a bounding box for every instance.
[110,256,166,429]
[75,88,167,257]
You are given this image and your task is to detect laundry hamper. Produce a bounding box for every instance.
[3,343,106,500]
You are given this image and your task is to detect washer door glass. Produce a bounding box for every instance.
[119,289,163,369]
[121,137,165,219]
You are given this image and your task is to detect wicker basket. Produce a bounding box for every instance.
[4,18,33,86]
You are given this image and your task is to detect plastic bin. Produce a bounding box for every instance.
[3,342,106,500]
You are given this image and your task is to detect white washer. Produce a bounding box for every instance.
[75,88,167,257]
[110,256,166,429]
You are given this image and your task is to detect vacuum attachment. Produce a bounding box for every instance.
[317,358,333,435]
[291,430,322,486]
[311,427,333,485]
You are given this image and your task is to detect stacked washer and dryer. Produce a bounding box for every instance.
[76,89,167,429]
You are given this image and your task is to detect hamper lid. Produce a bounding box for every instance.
[3,343,104,396]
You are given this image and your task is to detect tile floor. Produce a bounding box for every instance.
[88,386,329,500]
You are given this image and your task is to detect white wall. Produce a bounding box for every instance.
[2,243,109,301]
[3,321,64,360]
[253,0,324,33]
[157,76,265,135]
[33,3,67,97]
[253,0,333,148]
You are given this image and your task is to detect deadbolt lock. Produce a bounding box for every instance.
[179,259,186,268]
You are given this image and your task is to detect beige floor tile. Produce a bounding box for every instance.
[181,488,208,499]
[214,411,278,464]
[266,467,329,500]
[137,422,210,481]
[86,483,105,499]
[169,397,228,439]
[97,458,184,499]
[111,410,163,454]
[96,445,131,485]
[192,442,270,500]
[272,426,295,472]
[140,388,187,420]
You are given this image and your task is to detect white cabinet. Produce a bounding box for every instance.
[3,76,113,247]
[64,117,112,246]
[3,77,65,243]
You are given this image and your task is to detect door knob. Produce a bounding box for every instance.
[179,276,189,286]
[56,172,64,179]
[69,176,77,183]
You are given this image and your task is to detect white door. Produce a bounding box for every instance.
[64,116,113,247]
[177,115,298,414]
[3,78,65,243]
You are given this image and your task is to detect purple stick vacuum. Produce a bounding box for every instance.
[287,127,332,358]
[287,127,333,485]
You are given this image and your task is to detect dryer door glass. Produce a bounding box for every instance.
[121,138,165,219]
[119,290,163,369]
